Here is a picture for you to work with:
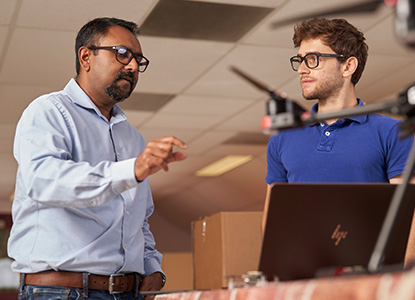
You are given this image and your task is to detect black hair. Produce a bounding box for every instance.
[75,17,140,75]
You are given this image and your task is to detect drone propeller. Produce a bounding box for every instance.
[270,0,385,28]
[229,66,275,96]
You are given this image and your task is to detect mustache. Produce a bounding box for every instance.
[115,71,137,86]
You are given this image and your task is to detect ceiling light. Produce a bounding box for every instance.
[196,155,253,177]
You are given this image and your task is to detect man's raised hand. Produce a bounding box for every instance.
[134,136,188,181]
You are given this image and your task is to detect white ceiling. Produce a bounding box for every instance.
[1,0,414,252]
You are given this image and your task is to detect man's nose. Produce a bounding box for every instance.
[125,57,139,73]
[297,60,309,74]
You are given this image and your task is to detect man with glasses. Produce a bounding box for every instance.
[265,18,415,263]
[8,17,186,299]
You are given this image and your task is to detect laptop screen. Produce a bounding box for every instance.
[259,183,415,281]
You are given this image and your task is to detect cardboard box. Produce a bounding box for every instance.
[161,252,193,291]
[192,211,263,290]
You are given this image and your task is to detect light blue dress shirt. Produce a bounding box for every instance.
[8,79,163,277]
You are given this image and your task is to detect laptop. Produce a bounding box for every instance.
[259,183,415,281]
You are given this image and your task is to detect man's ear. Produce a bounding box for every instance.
[342,56,358,79]
[78,46,91,72]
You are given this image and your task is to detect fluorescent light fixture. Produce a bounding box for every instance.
[196,155,253,177]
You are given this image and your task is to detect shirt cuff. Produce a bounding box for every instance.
[111,158,139,194]
[144,257,163,277]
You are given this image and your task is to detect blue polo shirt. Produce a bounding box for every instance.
[265,99,414,183]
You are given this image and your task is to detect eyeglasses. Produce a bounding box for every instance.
[290,53,344,71]
[88,46,150,73]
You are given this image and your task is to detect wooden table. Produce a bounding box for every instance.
[155,269,415,300]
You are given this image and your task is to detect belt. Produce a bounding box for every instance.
[22,270,141,294]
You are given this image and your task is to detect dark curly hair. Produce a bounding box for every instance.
[75,17,140,75]
[293,18,368,85]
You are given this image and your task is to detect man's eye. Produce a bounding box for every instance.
[309,55,317,61]
[118,49,130,59]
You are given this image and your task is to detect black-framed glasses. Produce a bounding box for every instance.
[290,53,344,71]
[88,46,150,73]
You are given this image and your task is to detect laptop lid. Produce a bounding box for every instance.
[259,183,415,281]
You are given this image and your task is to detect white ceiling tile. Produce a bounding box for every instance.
[141,112,225,130]
[136,36,234,94]
[191,177,260,210]
[149,169,193,189]
[215,100,267,132]
[151,156,221,177]
[258,150,267,162]
[278,77,316,110]
[123,110,154,128]
[243,0,393,47]
[0,154,17,187]
[365,14,415,56]
[0,139,13,154]
[333,4,393,31]
[0,28,75,87]
[0,124,16,138]
[187,130,238,155]
[137,128,201,144]
[159,94,254,115]
[220,157,267,201]
[190,0,285,8]
[17,0,157,31]
[242,17,294,48]
[1,84,58,124]
[149,173,204,201]
[0,0,18,25]
[185,45,297,98]
[277,76,302,98]
[205,143,268,157]
[358,54,410,97]
[0,197,12,213]
[0,25,10,64]
[357,60,415,104]
[0,124,16,152]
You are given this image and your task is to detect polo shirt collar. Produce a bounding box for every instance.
[310,98,367,126]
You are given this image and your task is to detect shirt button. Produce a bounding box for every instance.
[124,243,127,248]
[325,131,330,136]
[320,123,324,127]
[117,152,120,157]
[125,185,131,190]
[92,200,98,205]
[126,211,129,215]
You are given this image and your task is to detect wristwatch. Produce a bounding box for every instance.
[159,272,167,287]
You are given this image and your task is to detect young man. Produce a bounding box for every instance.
[265,18,415,264]
[8,17,187,300]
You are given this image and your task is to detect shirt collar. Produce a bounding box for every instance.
[64,78,127,124]
[310,98,367,126]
